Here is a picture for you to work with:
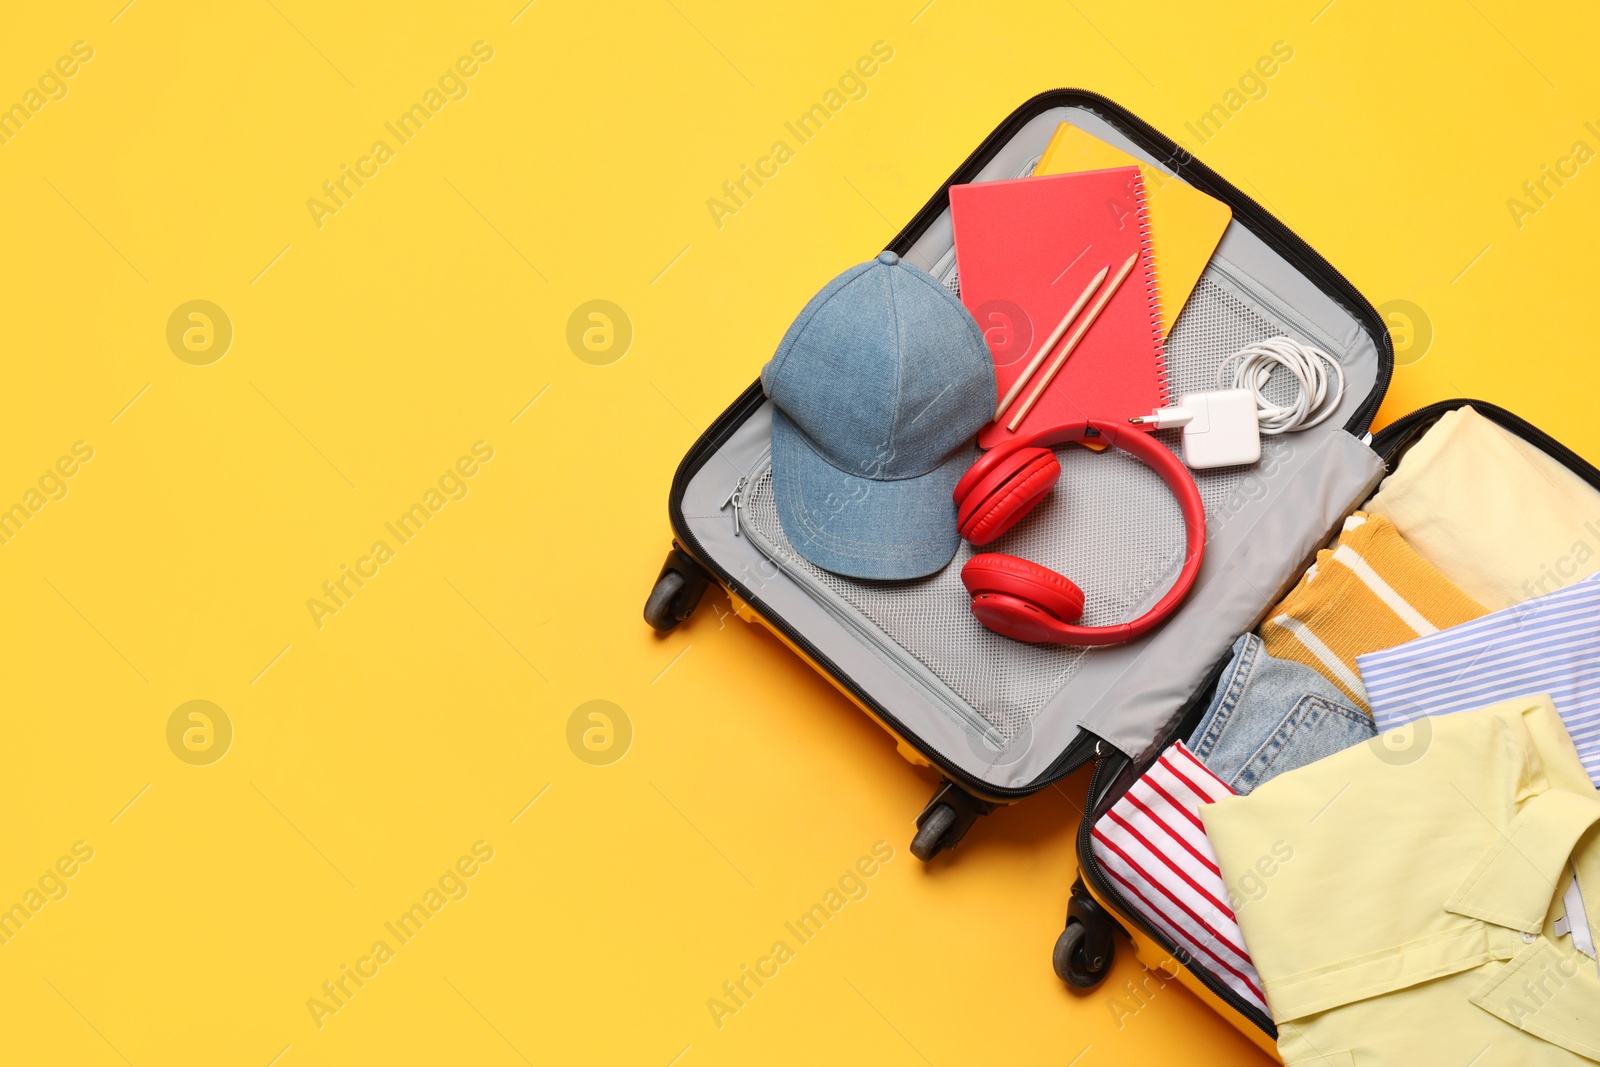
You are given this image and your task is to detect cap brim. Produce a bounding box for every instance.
[770,408,973,580]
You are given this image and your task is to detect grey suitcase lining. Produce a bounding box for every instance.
[677,104,1384,791]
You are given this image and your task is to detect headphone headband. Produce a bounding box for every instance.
[960,420,1206,646]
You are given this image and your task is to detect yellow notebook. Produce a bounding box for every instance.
[1034,123,1231,337]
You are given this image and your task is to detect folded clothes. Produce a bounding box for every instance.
[1360,573,1600,787]
[1365,404,1600,610]
[1189,633,1374,794]
[1258,511,1486,709]
[1089,742,1268,1016]
[1201,696,1600,1064]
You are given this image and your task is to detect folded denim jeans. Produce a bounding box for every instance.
[1188,633,1375,794]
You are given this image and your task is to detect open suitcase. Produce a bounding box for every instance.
[643,90,1600,1054]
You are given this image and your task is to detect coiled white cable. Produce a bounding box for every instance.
[1217,335,1345,435]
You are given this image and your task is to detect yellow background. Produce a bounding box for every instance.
[2,1,1597,1063]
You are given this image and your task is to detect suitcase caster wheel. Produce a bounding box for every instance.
[909,781,995,862]
[909,803,957,861]
[644,548,712,634]
[644,571,687,632]
[1053,919,1114,989]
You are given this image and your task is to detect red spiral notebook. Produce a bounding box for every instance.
[949,167,1166,448]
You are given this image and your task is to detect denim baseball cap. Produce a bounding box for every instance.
[761,251,996,580]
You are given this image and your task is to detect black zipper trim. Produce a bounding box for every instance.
[1078,395,1600,1037]
[882,88,1394,437]
[666,89,1393,801]
[1370,398,1600,490]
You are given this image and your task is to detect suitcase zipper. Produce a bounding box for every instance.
[1370,398,1600,490]
[665,385,1097,799]
[720,476,748,537]
[1206,256,1345,358]
[735,455,1007,743]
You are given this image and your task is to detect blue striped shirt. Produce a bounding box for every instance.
[1358,575,1600,787]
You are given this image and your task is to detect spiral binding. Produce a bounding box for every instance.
[1128,169,1169,408]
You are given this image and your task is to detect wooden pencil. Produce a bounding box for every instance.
[994,264,1109,421]
[1007,252,1140,432]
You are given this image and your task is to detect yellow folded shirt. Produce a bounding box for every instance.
[1201,696,1600,1065]
[1365,405,1600,610]
[1258,511,1486,709]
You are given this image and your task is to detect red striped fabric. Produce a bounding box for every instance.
[1090,742,1268,1016]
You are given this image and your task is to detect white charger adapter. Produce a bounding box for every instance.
[1130,388,1261,469]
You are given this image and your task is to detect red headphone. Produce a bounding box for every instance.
[953,420,1206,646]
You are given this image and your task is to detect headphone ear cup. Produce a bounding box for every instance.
[954,448,1060,546]
[961,554,1086,626]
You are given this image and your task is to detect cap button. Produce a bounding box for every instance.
[877,250,899,265]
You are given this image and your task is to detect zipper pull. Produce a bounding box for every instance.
[720,476,748,537]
